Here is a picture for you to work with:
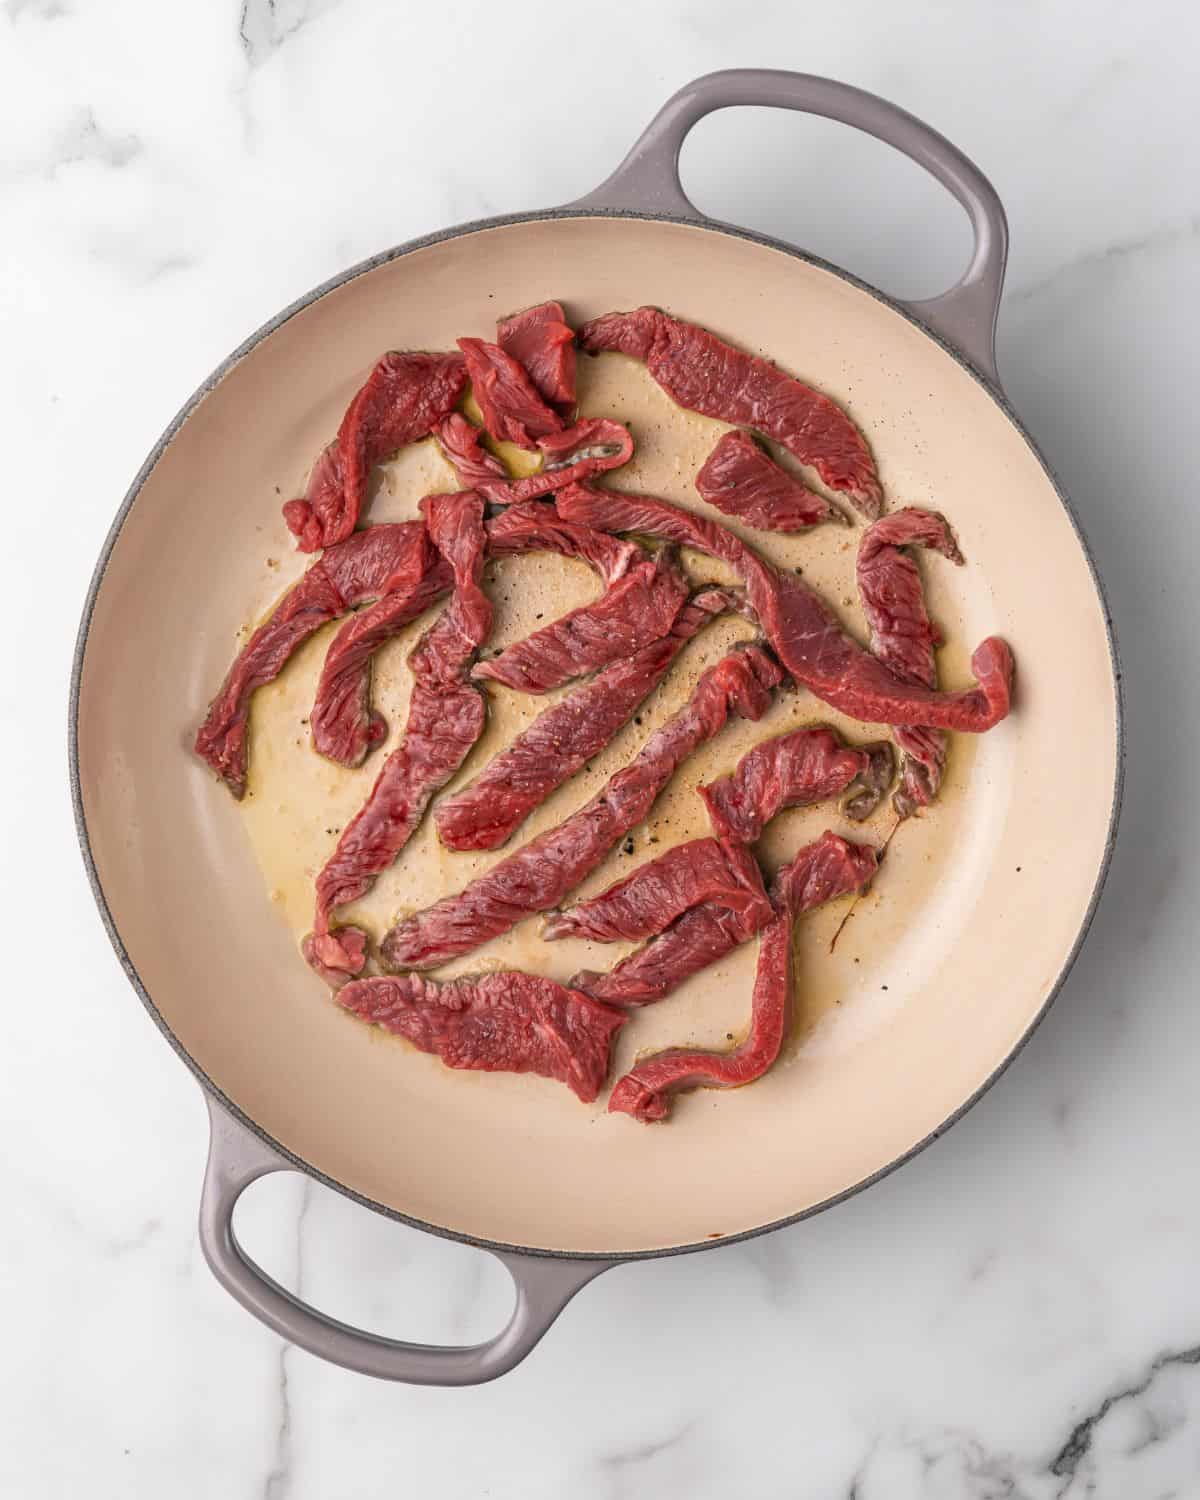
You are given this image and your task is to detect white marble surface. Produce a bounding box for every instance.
[3,0,1198,1494]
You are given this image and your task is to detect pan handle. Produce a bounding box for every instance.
[198,1094,612,1385]
[570,68,1009,384]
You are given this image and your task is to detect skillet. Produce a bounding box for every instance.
[70,70,1122,1384]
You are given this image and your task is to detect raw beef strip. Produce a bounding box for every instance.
[318,519,438,604]
[436,588,733,852]
[473,418,633,505]
[484,499,640,583]
[857,507,963,818]
[696,429,836,532]
[700,726,894,844]
[197,505,644,799]
[194,521,431,797]
[337,970,624,1103]
[381,643,784,970]
[497,301,576,416]
[582,834,870,1008]
[457,337,564,449]
[858,508,963,682]
[282,352,468,551]
[578,308,881,516]
[305,494,490,978]
[578,830,875,1009]
[310,562,452,767]
[308,504,645,778]
[434,412,507,486]
[574,903,767,1008]
[472,547,689,694]
[557,485,1013,733]
[608,831,878,1118]
[543,838,771,944]
[610,903,792,1121]
[891,723,949,818]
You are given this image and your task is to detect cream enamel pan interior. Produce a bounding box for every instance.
[75,209,1118,1257]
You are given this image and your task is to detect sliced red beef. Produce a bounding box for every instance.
[696,429,836,532]
[578,308,881,517]
[557,485,1013,732]
[306,494,490,978]
[310,563,451,767]
[610,903,792,1121]
[890,724,949,817]
[577,830,875,1010]
[434,412,507,486]
[457,337,564,450]
[473,418,633,505]
[858,508,963,679]
[484,499,640,583]
[307,503,644,777]
[436,588,733,852]
[195,568,343,799]
[194,521,431,798]
[201,500,649,799]
[497,301,576,416]
[381,643,784,971]
[472,547,689,695]
[608,831,878,1118]
[544,837,771,944]
[538,417,633,477]
[282,352,467,552]
[336,970,624,1102]
[700,725,893,844]
[573,903,764,1007]
[318,519,438,603]
[857,507,963,817]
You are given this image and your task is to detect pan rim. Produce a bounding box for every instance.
[68,206,1125,1263]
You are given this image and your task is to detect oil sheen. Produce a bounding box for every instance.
[237,356,982,1063]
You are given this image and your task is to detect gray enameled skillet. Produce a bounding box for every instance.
[71,70,1122,1384]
